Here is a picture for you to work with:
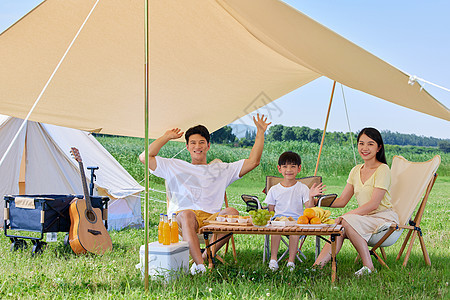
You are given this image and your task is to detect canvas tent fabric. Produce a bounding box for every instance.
[0,0,447,139]
[0,116,143,230]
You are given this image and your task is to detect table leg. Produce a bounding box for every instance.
[203,233,214,269]
[315,236,321,260]
[331,234,337,283]
[263,234,270,263]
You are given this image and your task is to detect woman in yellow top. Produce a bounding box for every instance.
[313,128,399,276]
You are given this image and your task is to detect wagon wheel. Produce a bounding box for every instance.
[10,239,28,251]
[31,241,47,257]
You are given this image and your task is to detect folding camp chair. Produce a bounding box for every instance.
[165,159,237,264]
[357,155,441,268]
[243,175,322,263]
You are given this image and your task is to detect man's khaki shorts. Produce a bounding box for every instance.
[176,210,220,229]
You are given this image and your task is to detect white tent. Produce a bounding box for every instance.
[0,116,143,230]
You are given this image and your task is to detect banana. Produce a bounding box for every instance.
[310,207,335,224]
[319,210,332,222]
[312,207,324,219]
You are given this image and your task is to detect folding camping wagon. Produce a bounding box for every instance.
[3,194,109,255]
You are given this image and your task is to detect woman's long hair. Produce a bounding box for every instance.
[357,128,387,164]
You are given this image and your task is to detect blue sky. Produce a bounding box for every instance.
[236,0,450,139]
[1,0,449,138]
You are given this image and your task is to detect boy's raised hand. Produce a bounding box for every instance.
[164,128,184,140]
[253,113,271,133]
[310,182,326,198]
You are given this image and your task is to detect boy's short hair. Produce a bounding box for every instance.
[278,151,301,166]
[185,125,210,144]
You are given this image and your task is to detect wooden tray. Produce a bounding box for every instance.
[204,220,253,226]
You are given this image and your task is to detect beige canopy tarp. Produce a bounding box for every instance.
[0,0,448,138]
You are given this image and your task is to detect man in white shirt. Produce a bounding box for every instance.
[139,114,270,274]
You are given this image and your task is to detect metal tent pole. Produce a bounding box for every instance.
[144,0,150,291]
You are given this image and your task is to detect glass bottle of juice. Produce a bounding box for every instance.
[163,215,171,245]
[170,213,179,244]
[158,213,164,244]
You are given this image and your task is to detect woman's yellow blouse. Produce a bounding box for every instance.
[347,164,393,213]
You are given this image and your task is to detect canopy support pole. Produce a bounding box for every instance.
[144,0,150,291]
[314,81,336,176]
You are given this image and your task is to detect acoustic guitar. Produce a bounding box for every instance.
[69,147,112,254]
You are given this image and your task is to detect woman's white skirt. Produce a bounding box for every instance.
[341,209,399,242]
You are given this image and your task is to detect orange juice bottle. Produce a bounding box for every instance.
[170,213,179,243]
[163,215,171,245]
[158,214,164,244]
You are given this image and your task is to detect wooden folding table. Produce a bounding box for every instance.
[199,223,343,283]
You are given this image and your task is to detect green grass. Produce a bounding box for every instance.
[1,137,449,299]
[1,175,448,299]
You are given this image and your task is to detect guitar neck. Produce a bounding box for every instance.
[77,161,93,211]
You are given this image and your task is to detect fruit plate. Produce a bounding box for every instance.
[270,220,297,227]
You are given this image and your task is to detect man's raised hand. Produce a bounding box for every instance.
[164,128,184,140]
[253,113,271,133]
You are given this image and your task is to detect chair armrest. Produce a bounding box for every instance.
[316,194,337,207]
[241,195,268,212]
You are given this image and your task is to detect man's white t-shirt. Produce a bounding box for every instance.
[264,182,310,219]
[151,156,244,215]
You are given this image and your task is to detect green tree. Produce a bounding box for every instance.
[293,126,311,141]
[438,141,450,153]
[381,130,443,147]
[245,129,256,141]
[267,124,284,141]
[238,137,253,147]
[308,129,322,144]
[282,127,296,141]
[210,126,236,144]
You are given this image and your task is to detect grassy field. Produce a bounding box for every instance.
[0,137,449,299]
[95,136,450,183]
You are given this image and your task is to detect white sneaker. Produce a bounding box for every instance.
[190,263,206,275]
[354,266,376,277]
[286,262,295,271]
[268,259,279,271]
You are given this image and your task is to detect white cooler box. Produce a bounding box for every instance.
[136,241,189,281]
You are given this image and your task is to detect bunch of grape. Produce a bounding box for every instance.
[249,209,274,226]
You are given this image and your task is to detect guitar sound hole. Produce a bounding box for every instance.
[85,210,97,223]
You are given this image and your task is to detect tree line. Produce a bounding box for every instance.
[210,125,450,152]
